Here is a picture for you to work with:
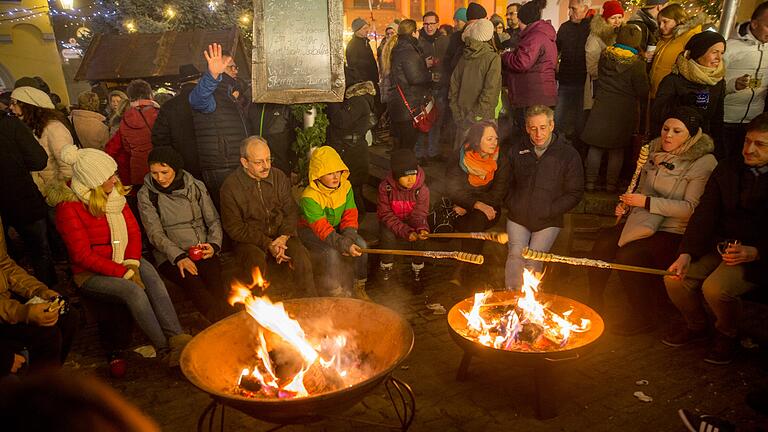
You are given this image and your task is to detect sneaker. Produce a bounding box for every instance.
[678,408,735,432]
[704,332,738,365]
[379,263,394,282]
[662,326,708,347]
[611,318,656,336]
[411,263,425,295]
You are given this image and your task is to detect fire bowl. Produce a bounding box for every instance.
[181,297,414,424]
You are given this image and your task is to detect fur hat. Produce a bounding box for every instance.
[60,146,118,190]
[10,86,54,109]
[601,1,624,19]
[462,19,495,42]
[616,23,644,51]
[390,149,419,180]
[466,2,487,20]
[518,0,546,25]
[454,7,467,22]
[351,17,368,33]
[685,30,726,61]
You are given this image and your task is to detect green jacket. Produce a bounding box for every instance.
[449,38,502,123]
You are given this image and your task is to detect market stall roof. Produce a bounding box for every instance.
[75,27,250,82]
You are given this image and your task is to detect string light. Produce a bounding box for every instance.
[207,1,218,11]
[239,13,250,24]
[164,6,176,19]
[124,19,136,32]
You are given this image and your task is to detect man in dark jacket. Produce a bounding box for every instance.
[219,137,315,298]
[555,0,592,144]
[417,11,450,164]
[664,113,768,365]
[0,113,56,287]
[346,18,380,101]
[152,64,202,179]
[505,106,584,290]
[189,43,250,208]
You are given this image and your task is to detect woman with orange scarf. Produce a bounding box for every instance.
[445,121,509,285]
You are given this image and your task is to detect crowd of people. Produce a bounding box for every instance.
[0,0,765,391]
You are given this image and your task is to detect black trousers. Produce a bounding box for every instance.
[0,310,78,372]
[454,208,501,254]
[158,257,234,322]
[392,120,422,151]
[379,225,429,265]
[588,224,681,320]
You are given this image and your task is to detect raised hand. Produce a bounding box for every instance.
[203,43,227,79]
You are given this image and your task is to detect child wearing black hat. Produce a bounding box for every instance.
[376,150,431,293]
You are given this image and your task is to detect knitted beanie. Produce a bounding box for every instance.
[351,17,368,33]
[462,19,495,42]
[685,30,726,61]
[390,149,419,179]
[601,0,624,19]
[466,2,487,20]
[61,146,118,189]
[148,146,184,174]
[454,7,467,22]
[669,106,703,136]
[11,86,54,109]
[518,0,546,25]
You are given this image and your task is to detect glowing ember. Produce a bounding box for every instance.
[459,270,591,351]
[228,268,365,399]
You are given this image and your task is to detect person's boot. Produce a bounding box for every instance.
[411,262,425,294]
[354,279,371,302]
[379,262,394,282]
[167,333,193,368]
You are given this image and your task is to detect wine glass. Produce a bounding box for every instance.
[717,239,740,256]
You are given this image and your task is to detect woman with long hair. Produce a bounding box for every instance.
[583,0,624,111]
[381,19,433,150]
[51,146,191,367]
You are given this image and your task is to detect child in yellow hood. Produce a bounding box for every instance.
[298,146,369,299]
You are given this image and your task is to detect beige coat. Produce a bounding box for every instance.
[634,133,717,235]
[584,17,617,110]
[31,120,74,196]
[70,109,109,150]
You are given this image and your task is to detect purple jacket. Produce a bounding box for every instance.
[502,20,558,108]
[376,168,430,240]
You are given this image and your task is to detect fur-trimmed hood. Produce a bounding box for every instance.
[44,181,78,207]
[661,13,709,41]
[590,15,618,45]
[345,81,376,99]
[648,131,715,161]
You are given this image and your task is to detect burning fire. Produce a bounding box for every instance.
[460,270,591,351]
[228,268,359,399]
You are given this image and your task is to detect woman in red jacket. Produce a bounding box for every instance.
[51,146,191,366]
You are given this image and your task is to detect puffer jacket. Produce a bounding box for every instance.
[30,120,74,196]
[377,168,430,239]
[723,23,768,124]
[449,38,502,124]
[649,14,707,98]
[505,133,584,232]
[556,17,592,86]
[105,100,159,186]
[0,217,56,324]
[69,109,109,150]
[501,20,558,108]
[630,133,717,235]
[388,35,433,123]
[584,16,618,109]
[137,170,222,265]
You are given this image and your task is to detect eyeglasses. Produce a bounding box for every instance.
[424,22,438,26]
[248,157,274,167]
[227,64,239,70]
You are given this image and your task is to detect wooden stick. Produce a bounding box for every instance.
[425,232,508,244]
[616,144,650,225]
[521,247,673,276]
[360,248,484,265]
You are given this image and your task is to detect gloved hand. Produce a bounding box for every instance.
[124,265,145,290]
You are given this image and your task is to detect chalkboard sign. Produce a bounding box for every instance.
[252,0,345,104]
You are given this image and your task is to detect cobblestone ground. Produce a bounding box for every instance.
[63,240,768,432]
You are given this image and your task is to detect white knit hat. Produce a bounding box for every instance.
[462,19,495,42]
[60,146,118,189]
[11,86,54,109]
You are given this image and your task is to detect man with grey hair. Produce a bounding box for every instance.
[504,105,584,290]
[219,136,315,298]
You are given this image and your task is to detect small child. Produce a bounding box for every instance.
[298,146,369,299]
[376,149,430,293]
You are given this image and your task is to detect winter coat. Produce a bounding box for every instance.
[151,83,201,178]
[442,29,465,90]
[584,17,618,110]
[679,156,768,285]
[247,103,298,175]
[651,61,725,139]
[449,38,502,124]
[556,17,592,86]
[326,81,377,186]
[69,109,109,150]
[30,120,74,196]
[346,35,379,85]
[505,133,585,232]
[105,100,159,186]
[0,217,57,324]
[501,20,558,108]
[649,14,707,98]
[137,170,222,265]
[0,114,48,226]
[377,168,430,240]
[53,190,142,281]
[220,166,298,252]
[388,36,433,123]
[723,24,768,124]
[628,134,717,236]
[628,8,659,49]
[189,72,250,172]
[582,45,649,149]
[446,150,510,211]
[418,29,450,89]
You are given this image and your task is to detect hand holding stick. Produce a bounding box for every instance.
[521,247,673,276]
[425,232,508,244]
[616,144,650,225]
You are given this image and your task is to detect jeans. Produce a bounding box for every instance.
[7,218,57,287]
[505,220,561,290]
[201,167,237,209]
[81,258,183,350]
[158,257,234,322]
[415,90,446,158]
[586,146,624,189]
[554,83,586,138]
[233,237,316,298]
[298,227,368,297]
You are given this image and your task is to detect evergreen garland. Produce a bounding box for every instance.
[291,103,328,187]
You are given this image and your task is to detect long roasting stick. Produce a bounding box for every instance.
[425,232,508,244]
[521,247,673,276]
[616,144,650,225]
[360,248,484,265]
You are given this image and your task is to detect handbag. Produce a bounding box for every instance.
[396,84,438,133]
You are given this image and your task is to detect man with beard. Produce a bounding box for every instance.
[219,137,315,298]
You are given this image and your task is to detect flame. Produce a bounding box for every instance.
[229,267,270,305]
[460,269,591,351]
